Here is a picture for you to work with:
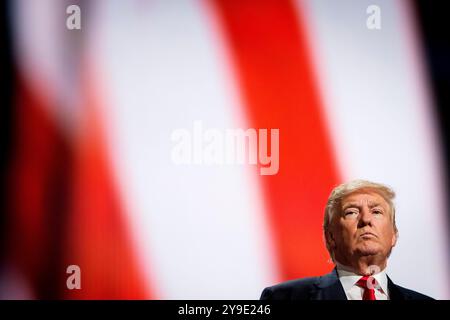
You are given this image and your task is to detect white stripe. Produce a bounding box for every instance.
[90,0,277,299]
[299,0,449,298]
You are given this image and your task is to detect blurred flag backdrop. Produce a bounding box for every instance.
[1,0,449,299]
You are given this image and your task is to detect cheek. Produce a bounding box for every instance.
[375,221,395,241]
[337,221,357,240]
[341,217,358,228]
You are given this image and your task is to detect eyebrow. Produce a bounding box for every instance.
[342,202,385,210]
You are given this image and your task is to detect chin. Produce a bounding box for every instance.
[355,244,381,256]
[358,250,380,256]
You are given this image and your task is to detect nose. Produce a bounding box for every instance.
[357,206,372,227]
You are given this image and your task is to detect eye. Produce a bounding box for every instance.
[344,210,358,217]
[373,209,382,215]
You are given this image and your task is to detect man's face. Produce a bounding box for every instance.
[328,190,397,265]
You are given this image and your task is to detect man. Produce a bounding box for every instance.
[260,180,433,300]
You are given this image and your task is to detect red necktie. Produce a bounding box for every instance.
[356,276,377,300]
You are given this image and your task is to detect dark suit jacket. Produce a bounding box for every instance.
[260,268,433,300]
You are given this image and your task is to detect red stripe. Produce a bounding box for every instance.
[63,67,153,299]
[8,72,154,298]
[211,0,341,280]
[8,74,74,298]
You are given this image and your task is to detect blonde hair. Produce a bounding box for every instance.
[323,179,398,260]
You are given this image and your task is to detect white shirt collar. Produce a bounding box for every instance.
[335,263,389,296]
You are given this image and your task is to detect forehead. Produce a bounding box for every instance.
[341,189,389,207]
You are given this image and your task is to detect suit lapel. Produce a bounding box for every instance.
[312,268,347,300]
[387,276,406,300]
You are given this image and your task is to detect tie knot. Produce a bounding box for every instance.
[356,275,377,289]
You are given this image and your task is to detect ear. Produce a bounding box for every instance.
[325,229,336,249]
[391,231,398,247]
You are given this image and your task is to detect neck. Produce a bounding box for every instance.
[335,256,387,275]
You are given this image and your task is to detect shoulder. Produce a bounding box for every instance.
[393,284,434,300]
[260,276,320,300]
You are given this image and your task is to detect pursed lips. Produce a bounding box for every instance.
[359,231,377,238]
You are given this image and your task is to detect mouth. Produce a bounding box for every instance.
[360,232,377,239]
